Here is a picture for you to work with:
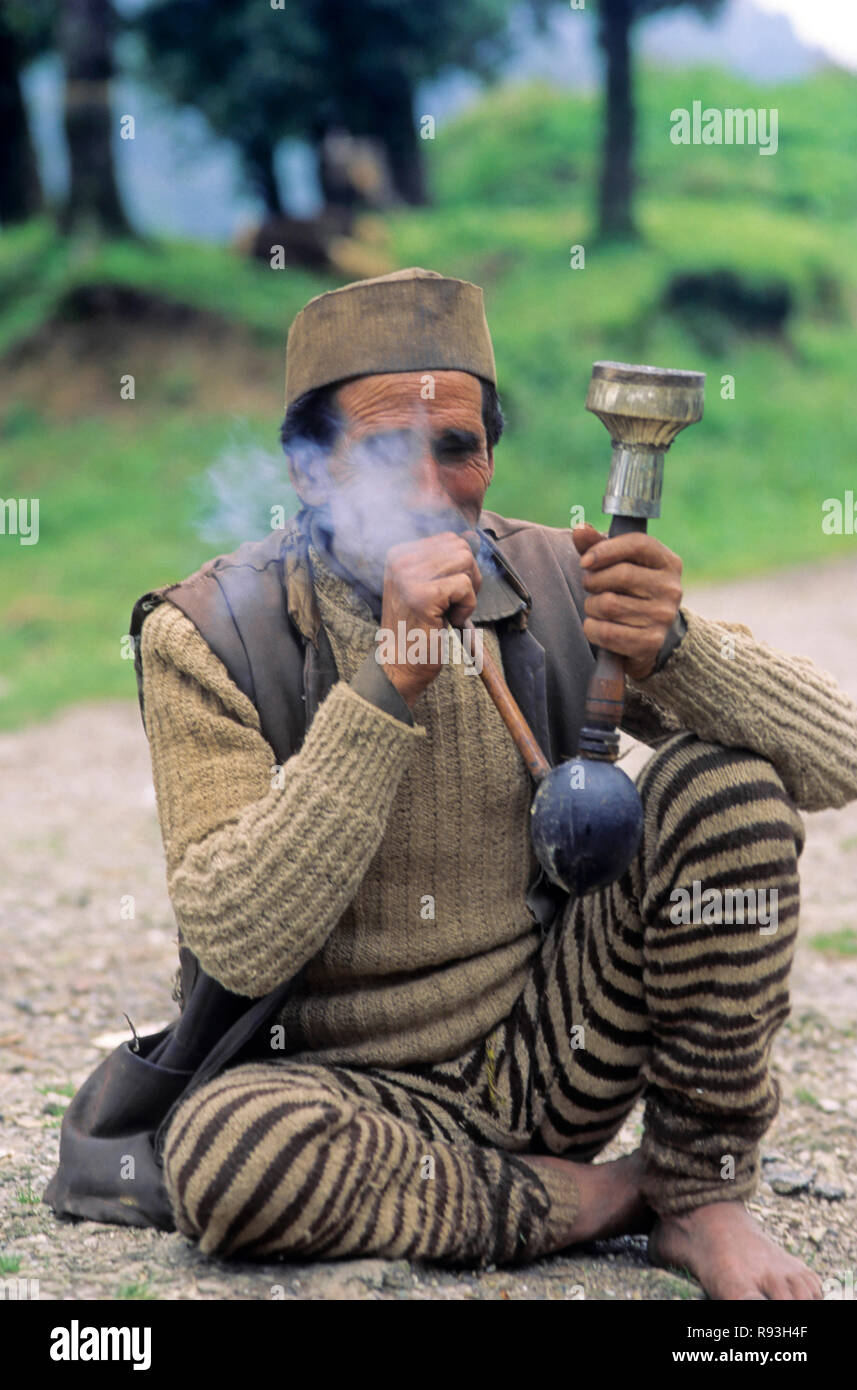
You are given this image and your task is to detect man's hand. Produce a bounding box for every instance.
[572,523,683,682]
[379,531,482,707]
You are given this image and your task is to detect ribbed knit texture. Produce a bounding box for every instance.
[141,555,542,1064]
[274,546,540,1064]
[142,600,426,999]
[628,609,857,811]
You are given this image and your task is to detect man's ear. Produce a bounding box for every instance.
[286,452,331,507]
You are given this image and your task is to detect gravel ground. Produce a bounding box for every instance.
[1,553,856,1302]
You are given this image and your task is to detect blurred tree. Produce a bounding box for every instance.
[0,0,54,225]
[59,0,132,235]
[311,0,513,207]
[135,0,514,212]
[595,0,725,239]
[135,0,323,215]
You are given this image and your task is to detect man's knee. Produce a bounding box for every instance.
[162,1062,358,1258]
[632,733,805,922]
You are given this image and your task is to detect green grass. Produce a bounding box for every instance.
[430,66,857,222]
[0,218,324,356]
[115,1281,159,1300]
[659,1271,700,1300]
[809,928,857,958]
[36,1082,76,1098]
[15,1174,40,1205]
[795,1087,820,1109]
[1,68,856,730]
[0,1256,22,1275]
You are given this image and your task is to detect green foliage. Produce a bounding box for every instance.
[430,68,857,223]
[0,219,326,356]
[0,0,56,58]
[134,0,516,202]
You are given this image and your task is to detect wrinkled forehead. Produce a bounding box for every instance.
[334,370,485,440]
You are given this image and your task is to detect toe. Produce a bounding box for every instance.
[786,1272,811,1300]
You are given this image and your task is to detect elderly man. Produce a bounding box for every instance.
[133,268,856,1299]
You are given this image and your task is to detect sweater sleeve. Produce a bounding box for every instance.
[626,606,857,812]
[140,600,426,996]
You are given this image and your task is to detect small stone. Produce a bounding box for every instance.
[766,1164,814,1196]
[818,1098,841,1114]
[811,1180,847,1201]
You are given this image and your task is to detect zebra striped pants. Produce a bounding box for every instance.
[162,732,806,1266]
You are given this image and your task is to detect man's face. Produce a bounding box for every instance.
[296,369,495,592]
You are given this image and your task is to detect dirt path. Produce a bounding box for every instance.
[2,554,856,1301]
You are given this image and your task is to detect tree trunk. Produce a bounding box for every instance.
[366,71,427,207]
[245,135,284,216]
[597,0,636,241]
[59,0,131,237]
[0,22,42,225]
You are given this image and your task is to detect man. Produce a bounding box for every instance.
[136,268,857,1299]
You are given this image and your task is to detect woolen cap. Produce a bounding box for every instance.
[284,266,497,406]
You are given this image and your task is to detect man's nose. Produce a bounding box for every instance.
[405,449,451,511]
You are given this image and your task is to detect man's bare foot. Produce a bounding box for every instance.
[518,1149,654,1252]
[650,1200,824,1301]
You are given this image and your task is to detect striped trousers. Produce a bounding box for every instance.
[162,732,806,1266]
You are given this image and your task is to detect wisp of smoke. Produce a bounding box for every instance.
[194,426,299,547]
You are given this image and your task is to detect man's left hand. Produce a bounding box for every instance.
[572,523,684,682]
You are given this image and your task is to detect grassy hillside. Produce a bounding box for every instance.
[1,67,856,731]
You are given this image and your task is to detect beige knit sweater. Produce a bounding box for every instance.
[140,551,857,1065]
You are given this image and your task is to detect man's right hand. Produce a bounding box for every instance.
[378,531,482,708]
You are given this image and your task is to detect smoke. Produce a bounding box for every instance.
[194,414,504,603]
[311,413,502,598]
[193,424,299,547]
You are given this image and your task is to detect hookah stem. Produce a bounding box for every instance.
[584,513,649,734]
[452,618,552,785]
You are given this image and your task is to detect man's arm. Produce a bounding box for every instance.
[141,601,425,997]
[627,606,857,812]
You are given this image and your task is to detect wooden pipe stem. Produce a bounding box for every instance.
[451,619,552,784]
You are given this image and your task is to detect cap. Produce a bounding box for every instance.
[284,266,496,406]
